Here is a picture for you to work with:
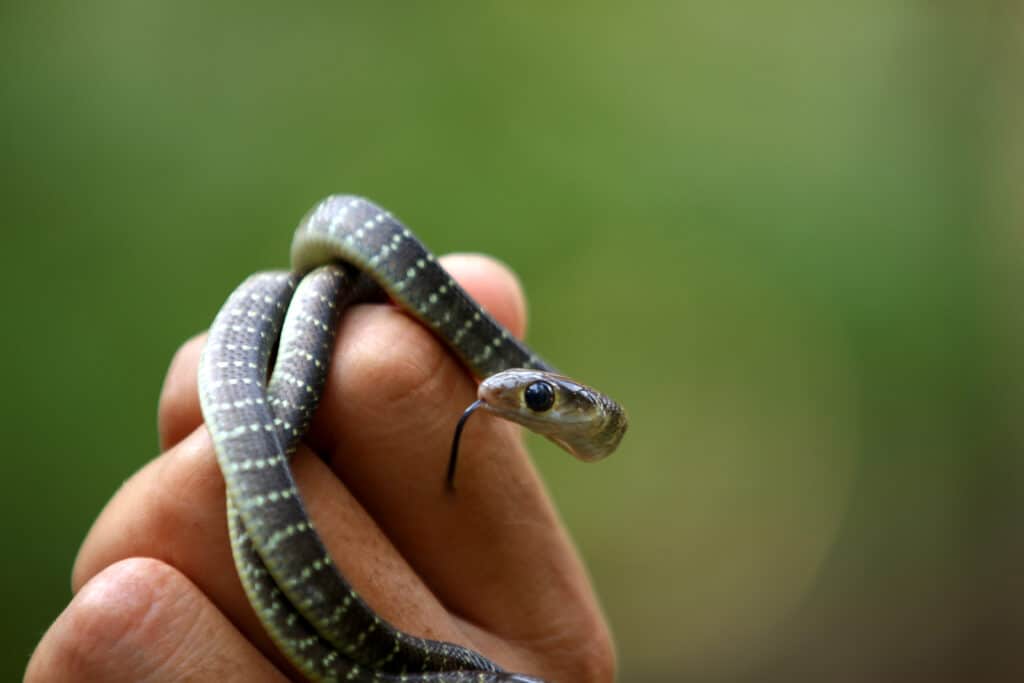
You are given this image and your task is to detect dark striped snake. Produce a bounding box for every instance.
[197,195,627,682]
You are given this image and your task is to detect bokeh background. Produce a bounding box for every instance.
[3,2,1022,681]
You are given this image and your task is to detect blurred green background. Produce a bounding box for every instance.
[3,2,1022,681]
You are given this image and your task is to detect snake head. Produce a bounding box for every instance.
[477,369,627,462]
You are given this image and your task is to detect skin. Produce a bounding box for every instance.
[25,254,615,683]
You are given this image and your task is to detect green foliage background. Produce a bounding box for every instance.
[3,2,1022,681]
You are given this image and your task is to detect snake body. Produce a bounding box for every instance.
[198,196,626,682]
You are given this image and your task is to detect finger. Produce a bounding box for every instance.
[73,424,531,676]
[28,558,286,683]
[157,333,205,451]
[73,430,288,670]
[308,256,612,675]
[155,254,526,453]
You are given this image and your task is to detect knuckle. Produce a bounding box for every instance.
[158,334,205,448]
[342,306,464,412]
[161,335,203,403]
[531,608,617,683]
[30,558,195,681]
[569,619,617,683]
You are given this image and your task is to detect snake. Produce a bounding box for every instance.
[197,195,627,682]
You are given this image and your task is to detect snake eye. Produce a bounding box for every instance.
[523,381,555,412]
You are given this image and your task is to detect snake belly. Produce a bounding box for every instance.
[198,196,553,682]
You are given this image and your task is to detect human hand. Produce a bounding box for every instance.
[26,255,615,683]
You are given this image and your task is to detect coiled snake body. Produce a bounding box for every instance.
[198,196,626,682]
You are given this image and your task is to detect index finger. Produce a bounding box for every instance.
[306,255,611,679]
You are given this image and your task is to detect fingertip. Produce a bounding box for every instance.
[439,253,528,340]
[158,333,206,450]
[28,558,286,683]
[32,559,163,682]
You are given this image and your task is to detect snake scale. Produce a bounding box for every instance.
[197,195,627,682]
